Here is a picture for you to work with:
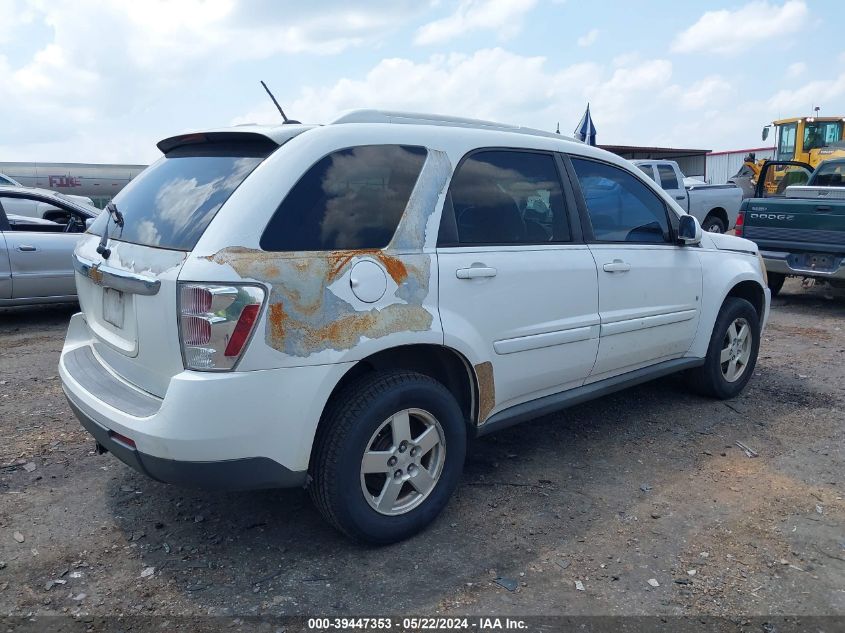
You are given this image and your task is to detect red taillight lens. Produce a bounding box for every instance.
[178,284,265,371]
[735,210,745,237]
[224,303,260,357]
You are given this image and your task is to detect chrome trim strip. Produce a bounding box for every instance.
[73,254,161,296]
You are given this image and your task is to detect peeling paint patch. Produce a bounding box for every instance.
[474,361,496,423]
[327,250,408,285]
[205,247,433,357]
[391,149,452,250]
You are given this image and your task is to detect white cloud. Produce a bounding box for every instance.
[767,73,845,113]
[414,0,537,45]
[0,0,422,161]
[577,28,599,48]
[664,75,733,111]
[785,62,806,78]
[234,48,685,145]
[672,0,808,55]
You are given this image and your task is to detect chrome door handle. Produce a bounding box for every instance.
[17,245,37,252]
[456,266,497,279]
[602,259,631,273]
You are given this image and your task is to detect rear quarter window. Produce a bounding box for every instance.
[260,145,427,251]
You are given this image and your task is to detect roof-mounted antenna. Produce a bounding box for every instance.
[260,80,300,124]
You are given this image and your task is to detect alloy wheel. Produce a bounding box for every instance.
[720,317,752,382]
[360,408,446,516]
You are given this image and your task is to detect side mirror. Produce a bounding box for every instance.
[678,214,702,245]
[85,218,95,230]
[762,126,770,141]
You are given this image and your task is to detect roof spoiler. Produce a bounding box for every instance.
[156,131,281,154]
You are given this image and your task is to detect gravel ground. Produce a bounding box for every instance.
[1,278,844,620]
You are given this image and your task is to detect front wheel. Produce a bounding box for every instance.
[309,370,466,544]
[687,297,760,399]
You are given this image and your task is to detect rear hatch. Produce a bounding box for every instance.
[76,134,278,397]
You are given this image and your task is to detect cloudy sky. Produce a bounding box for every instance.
[0,0,842,164]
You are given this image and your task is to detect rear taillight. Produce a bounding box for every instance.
[734,209,745,237]
[178,283,265,371]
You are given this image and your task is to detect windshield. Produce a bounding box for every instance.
[88,144,269,251]
[813,162,845,187]
[803,121,843,151]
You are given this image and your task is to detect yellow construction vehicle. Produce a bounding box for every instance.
[735,116,845,195]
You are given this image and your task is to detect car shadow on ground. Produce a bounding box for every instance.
[102,361,826,615]
[0,303,78,331]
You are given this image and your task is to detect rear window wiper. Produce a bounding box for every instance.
[96,202,124,259]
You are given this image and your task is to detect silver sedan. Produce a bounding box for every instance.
[0,188,99,306]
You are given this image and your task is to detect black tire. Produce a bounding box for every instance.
[687,297,760,399]
[768,272,786,297]
[309,370,466,544]
[703,215,726,234]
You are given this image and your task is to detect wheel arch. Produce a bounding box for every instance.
[310,344,479,466]
[703,207,728,230]
[724,278,765,320]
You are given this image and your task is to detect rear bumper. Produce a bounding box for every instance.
[761,250,845,279]
[65,391,306,490]
[59,313,353,489]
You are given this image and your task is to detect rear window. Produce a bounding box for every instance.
[260,145,427,251]
[88,142,270,251]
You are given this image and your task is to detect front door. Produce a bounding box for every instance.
[437,149,600,419]
[568,156,702,380]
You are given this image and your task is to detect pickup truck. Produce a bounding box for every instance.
[736,158,845,296]
[632,159,743,233]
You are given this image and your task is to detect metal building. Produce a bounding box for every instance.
[705,147,775,184]
[600,145,710,181]
[0,162,147,208]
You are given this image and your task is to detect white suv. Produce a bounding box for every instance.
[60,110,770,543]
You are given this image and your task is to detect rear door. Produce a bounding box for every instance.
[437,149,599,417]
[567,156,702,380]
[76,137,274,397]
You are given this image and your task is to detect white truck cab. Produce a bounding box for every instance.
[60,110,770,543]
[633,159,743,233]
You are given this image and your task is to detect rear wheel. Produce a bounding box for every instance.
[688,297,760,399]
[309,370,466,544]
[702,215,726,234]
[768,272,786,297]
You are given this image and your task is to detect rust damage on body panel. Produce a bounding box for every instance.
[474,361,496,423]
[202,149,452,358]
[205,247,432,357]
[327,250,408,285]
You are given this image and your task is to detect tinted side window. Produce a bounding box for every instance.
[260,145,426,251]
[571,158,671,243]
[637,165,656,181]
[442,150,570,246]
[657,164,679,190]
